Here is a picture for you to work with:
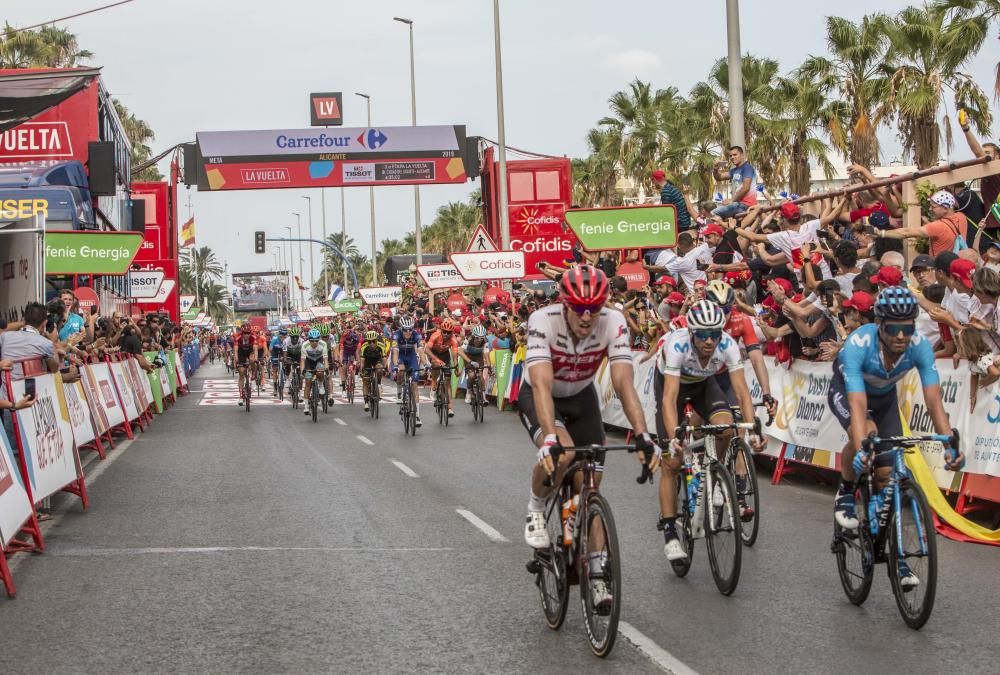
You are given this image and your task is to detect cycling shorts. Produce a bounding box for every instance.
[236,347,254,365]
[303,357,326,374]
[828,360,900,467]
[341,352,357,364]
[518,382,605,466]
[397,353,420,373]
[362,355,382,371]
[431,350,452,368]
[653,370,731,442]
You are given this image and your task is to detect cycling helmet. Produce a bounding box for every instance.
[289,326,300,337]
[471,325,487,338]
[319,324,329,337]
[279,328,288,336]
[440,318,456,333]
[559,264,609,308]
[308,328,321,340]
[874,286,919,322]
[705,279,735,308]
[399,316,415,330]
[364,330,378,341]
[686,300,727,331]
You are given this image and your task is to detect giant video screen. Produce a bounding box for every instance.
[232,271,289,312]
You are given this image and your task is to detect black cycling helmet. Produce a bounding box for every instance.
[874,286,919,322]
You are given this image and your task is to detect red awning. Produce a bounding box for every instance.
[0,67,101,134]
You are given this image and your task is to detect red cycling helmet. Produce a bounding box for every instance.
[559,264,609,309]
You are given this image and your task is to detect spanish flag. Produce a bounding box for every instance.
[180,217,195,248]
[293,275,307,292]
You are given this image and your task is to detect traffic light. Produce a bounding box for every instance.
[254,231,266,254]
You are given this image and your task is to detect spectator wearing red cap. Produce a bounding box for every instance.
[651,169,693,232]
[870,266,904,289]
[817,291,876,361]
[656,290,687,327]
[734,198,838,285]
[701,221,748,273]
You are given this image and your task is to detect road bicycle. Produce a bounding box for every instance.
[398,366,419,436]
[286,360,302,410]
[239,363,252,412]
[668,412,752,595]
[724,403,773,547]
[272,358,283,399]
[343,360,357,405]
[432,364,455,426]
[304,366,328,423]
[526,443,642,658]
[831,431,957,629]
[363,366,381,419]
[250,360,263,397]
[466,365,488,424]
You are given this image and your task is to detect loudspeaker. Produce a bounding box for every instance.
[130,198,146,233]
[182,143,199,187]
[88,141,116,195]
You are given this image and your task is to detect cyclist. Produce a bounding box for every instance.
[254,328,269,385]
[360,330,386,413]
[424,318,460,418]
[301,328,330,415]
[269,329,286,395]
[234,326,262,405]
[340,320,360,391]
[656,300,764,561]
[460,324,491,404]
[703,279,777,520]
[828,286,962,585]
[520,265,661,608]
[283,327,303,398]
[391,315,424,428]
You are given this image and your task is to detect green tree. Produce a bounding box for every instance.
[884,4,993,167]
[179,246,224,306]
[422,200,479,255]
[799,14,895,167]
[36,26,92,67]
[200,281,232,324]
[933,0,1000,99]
[113,98,163,181]
[0,23,44,68]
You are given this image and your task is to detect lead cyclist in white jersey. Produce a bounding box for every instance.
[520,265,661,570]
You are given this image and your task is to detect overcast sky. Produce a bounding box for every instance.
[7,0,998,280]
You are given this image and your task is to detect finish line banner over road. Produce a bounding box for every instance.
[193,125,473,191]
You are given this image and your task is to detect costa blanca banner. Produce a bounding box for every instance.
[450,250,526,281]
[9,373,79,502]
[358,286,402,305]
[416,263,478,289]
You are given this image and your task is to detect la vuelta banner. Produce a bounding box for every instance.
[9,374,79,502]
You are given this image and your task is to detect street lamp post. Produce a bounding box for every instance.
[320,188,329,298]
[394,16,422,265]
[282,226,294,310]
[491,0,510,249]
[293,212,305,309]
[302,195,314,296]
[272,251,281,317]
[725,0,745,149]
[355,92,378,286]
[340,187,348,293]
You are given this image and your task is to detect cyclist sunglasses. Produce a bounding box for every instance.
[566,302,603,316]
[691,329,722,342]
[880,323,916,338]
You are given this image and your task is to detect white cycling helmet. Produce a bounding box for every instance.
[399,316,415,330]
[471,325,487,338]
[686,300,727,331]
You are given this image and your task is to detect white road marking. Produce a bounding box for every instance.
[390,459,419,478]
[49,546,453,557]
[334,418,347,426]
[619,622,700,675]
[357,435,374,446]
[455,509,509,543]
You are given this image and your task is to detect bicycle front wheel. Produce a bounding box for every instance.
[704,463,742,595]
[579,493,621,658]
[536,497,570,630]
[889,481,938,629]
[833,482,874,606]
[670,473,695,578]
[728,438,760,546]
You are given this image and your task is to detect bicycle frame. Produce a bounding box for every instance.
[679,422,756,539]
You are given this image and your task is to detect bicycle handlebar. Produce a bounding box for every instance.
[861,430,958,453]
[541,444,643,488]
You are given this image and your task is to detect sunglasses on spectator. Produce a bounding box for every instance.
[880,323,915,338]
[691,329,722,342]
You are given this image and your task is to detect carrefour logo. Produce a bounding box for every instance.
[357,129,388,149]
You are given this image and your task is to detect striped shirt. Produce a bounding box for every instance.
[660,182,691,231]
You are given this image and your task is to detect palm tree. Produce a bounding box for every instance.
[113,98,163,181]
[883,4,992,167]
[422,201,479,255]
[933,0,1000,99]
[0,23,44,68]
[799,14,895,167]
[36,26,93,67]
[769,70,848,194]
[200,281,232,324]
[180,246,224,306]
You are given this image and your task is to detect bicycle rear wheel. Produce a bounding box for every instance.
[580,493,621,658]
[889,481,937,629]
[346,373,355,405]
[669,473,695,577]
[728,438,760,546]
[704,463,742,595]
[833,482,874,606]
[409,382,418,436]
[535,497,570,631]
[243,379,251,412]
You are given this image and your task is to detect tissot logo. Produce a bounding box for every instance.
[239,167,291,185]
[343,163,375,183]
[0,122,73,159]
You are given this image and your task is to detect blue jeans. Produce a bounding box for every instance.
[711,202,749,219]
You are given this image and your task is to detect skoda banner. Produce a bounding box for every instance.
[330,298,363,313]
[44,231,143,274]
[564,205,677,250]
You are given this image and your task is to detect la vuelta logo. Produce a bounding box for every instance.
[0,122,73,159]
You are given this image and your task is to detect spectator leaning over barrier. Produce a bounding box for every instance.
[915,283,946,348]
[818,291,876,361]
[874,190,968,255]
[652,169,693,232]
[0,359,36,413]
[643,231,708,292]
[711,145,757,219]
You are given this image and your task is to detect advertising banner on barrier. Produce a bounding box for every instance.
[0,420,32,546]
[64,381,95,446]
[143,354,164,414]
[124,358,151,413]
[79,363,110,435]
[89,362,126,430]
[9,374,79,503]
[109,361,139,421]
[768,359,847,452]
[174,351,188,389]
[493,349,514,408]
[165,350,178,398]
[358,286,402,305]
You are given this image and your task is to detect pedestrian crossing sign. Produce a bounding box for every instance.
[465,224,499,253]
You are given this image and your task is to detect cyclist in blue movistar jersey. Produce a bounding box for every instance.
[269,329,287,396]
[391,315,424,427]
[828,287,962,552]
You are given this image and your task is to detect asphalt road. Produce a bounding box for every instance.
[1,363,998,674]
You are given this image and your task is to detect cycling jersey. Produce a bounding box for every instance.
[302,340,328,365]
[283,337,303,359]
[463,337,490,358]
[360,340,384,363]
[426,330,459,355]
[836,323,939,396]
[340,330,360,354]
[657,328,743,384]
[393,329,422,354]
[523,304,632,398]
[269,336,284,358]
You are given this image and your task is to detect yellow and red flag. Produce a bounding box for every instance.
[180,217,195,248]
[293,275,307,291]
